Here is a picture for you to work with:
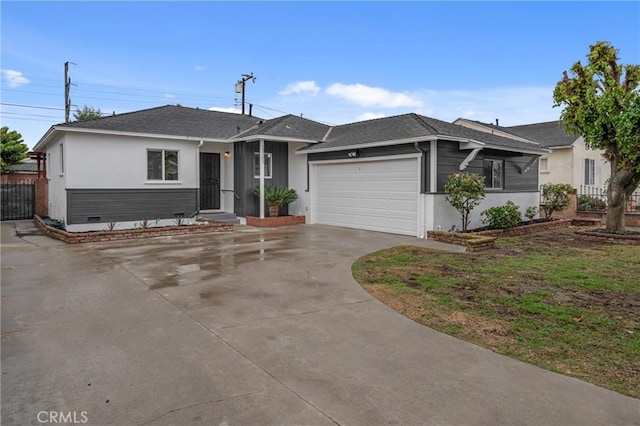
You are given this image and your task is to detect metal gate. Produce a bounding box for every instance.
[1,182,35,220]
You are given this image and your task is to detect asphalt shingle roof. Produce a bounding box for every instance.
[236,114,330,141]
[57,105,261,139]
[300,113,547,154]
[505,121,579,148]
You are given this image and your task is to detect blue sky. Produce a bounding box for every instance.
[1,1,639,148]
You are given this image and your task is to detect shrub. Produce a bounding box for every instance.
[524,206,538,220]
[252,185,298,217]
[481,201,522,229]
[540,183,574,219]
[577,194,607,211]
[444,173,486,232]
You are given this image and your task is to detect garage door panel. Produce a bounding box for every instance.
[312,158,419,236]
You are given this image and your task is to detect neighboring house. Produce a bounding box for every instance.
[34,105,548,236]
[1,160,39,183]
[454,119,610,190]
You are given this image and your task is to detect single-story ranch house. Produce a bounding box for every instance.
[33,105,549,237]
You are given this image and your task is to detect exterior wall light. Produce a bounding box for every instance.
[224,151,231,159]
[347,150,359,158]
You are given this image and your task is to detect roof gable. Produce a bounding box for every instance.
[236,114,330,141]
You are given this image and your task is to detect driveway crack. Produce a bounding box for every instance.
[139,391,263,425]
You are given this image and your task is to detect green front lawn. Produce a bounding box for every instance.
[352,228,640,398]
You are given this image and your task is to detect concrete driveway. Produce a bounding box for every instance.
[2,221,638,425]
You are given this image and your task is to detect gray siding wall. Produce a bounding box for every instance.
[436,142,539,192]
[67,188,197,224]
[308,142,430,192]
[234,141,289,217]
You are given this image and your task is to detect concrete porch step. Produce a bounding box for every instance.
[195,212,241,224]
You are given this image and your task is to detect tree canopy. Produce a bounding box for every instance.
[553,41,640,232]
[74,105,103,121]
[1,126,29,173]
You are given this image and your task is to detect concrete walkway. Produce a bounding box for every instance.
[1,221,638,425]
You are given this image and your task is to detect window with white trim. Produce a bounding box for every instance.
[147,150,179,181]
[584,159,595,185]
[539,157,549,173]
[254,152,272,179]
[483,159,504,189]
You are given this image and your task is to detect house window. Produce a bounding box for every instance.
[60,144,64,174]
[254,152,272,179]
[147,150,179,181]
[483,159,504,189]
[584,159,595,185]
[539,158,549,173]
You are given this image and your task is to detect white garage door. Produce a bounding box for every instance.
[311,157,419,236]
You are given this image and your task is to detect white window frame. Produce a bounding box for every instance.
[254,152,273,179]
[539,157,549,173]
[147,149,179,181]
[59,143,64,175]
[484,158,504,190]
[584,158,595,186]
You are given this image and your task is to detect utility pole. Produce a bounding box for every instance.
[64,61,76,122]
[235,73,256,115]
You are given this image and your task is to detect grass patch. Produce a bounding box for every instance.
[353,228,640,398]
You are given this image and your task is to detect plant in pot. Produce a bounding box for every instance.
[251,185,298,217]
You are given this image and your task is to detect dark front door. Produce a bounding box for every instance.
[200,153,220,210]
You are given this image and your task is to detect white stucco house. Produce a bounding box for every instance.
[34,105,549,236]
[454,119,610,190]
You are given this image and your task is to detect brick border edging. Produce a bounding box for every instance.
[34,215,233,244]
[245,215,306,227]
[574,229,640,245]
[426,218,577,251]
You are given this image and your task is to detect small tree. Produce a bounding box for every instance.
[444,173,485,232]
[1,126,29,173]
[540,183,573,219]
[74,105,103,121]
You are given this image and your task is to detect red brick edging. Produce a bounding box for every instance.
[34,215,233,244]
[245,215,306,227]
[574,229,640,245]
[427,219,575,251]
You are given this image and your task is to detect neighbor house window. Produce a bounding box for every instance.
[254,152,272,179]
[59,144,64,174]
[147,150,179,181]
[539,157,549,173]
[483,159,504,189]
[584,159,595,185]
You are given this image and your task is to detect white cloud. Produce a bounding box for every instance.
[164,94,175,99]
[357,112,386,121]
[326,83,422,108]
[279,81,321,96]
[1,69,30,88]
[208,106,241,114]
[195,65,206,71]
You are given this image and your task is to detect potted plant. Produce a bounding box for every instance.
[252,185,298,217]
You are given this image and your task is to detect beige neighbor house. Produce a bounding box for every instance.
[453,119,610,191]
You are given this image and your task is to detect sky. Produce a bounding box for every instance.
[1,1,639,148]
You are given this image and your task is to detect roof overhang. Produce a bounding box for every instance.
[33,126,231,151]
[298,134,549,155]
[228,134,321,144]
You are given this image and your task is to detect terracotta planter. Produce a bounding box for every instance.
[268,205,279,217]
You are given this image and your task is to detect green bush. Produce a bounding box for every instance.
[444,173,486,232]
[577,195,607,211]
[252,185,298,217]
[481,201,522,229]
[540,183,574,219]
[524,206,538,220]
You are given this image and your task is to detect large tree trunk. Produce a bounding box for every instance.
[606,161,639,233]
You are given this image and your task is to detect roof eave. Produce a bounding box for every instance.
[41,127,231,143]
[230,134,321,144]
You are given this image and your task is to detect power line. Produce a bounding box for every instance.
[0,115,60,123]
[0,102,65,111]
[0,111,61,119]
